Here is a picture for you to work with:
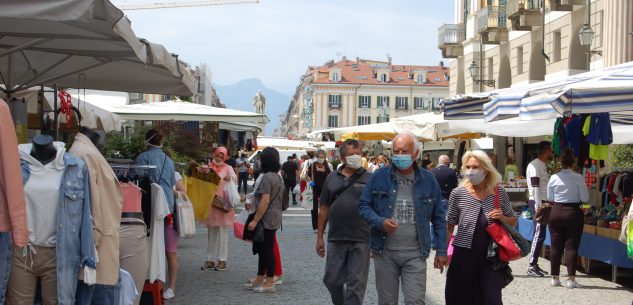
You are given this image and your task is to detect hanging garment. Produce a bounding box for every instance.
[563,115,582,157]
[120,182,142,213]
[139,176,153,231]
[119,269,138,305]
[147,183,170,283]
[582,115,609,161]
[552,117,563,156]
[70,133,123,285]
[0,100,27,247]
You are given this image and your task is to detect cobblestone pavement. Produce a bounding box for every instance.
[167,211,633,305]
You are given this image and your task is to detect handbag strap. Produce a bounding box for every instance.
[494,184,500,210]
[331,168,365,203]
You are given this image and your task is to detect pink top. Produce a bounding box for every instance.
[0,100,28,247]
[120,182,142,213]
[206,163,236,227]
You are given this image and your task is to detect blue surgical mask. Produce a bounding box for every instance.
[392,154,413,170]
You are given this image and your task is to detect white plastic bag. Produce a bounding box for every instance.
[301,185,313,210]
[234,209,249,240]
[176,195,196,238]
[223,180,241,209]
[293,183,300,194]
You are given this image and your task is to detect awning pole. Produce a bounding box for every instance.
[0,38,51,58]
[12,54,74,92]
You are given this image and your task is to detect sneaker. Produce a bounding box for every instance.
[565,279,583,289]
[200,261,215,271]
[534,264,549,275]
[527,265,545,277]
[550,278,561,287]
[253,285,276,293]
[163,288,175,300]
[215,261,227,271]
[273,277,283,285]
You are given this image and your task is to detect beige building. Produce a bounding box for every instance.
[439,0,633,96]
[282,58,450,139]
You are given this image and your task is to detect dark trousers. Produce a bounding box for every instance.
[446,245,504,305]
[528,200,548,266]
[549,204,584,276]
[238,172,249,194]
[284,180,297,204]
[257,229,277,278]
[323,242,370,305]
[312,187,322,230]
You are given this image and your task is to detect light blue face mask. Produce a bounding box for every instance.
[392,154,413,170]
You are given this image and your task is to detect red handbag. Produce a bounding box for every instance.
[486,185,521,262]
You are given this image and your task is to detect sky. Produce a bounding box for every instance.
[123,0,455,95]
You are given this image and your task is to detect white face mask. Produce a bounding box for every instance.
[213,159,224,166]
[317,158,325,163]
[345,154,362,169]
[465,169,486,185]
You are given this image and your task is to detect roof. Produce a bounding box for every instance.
[310,59,449,87]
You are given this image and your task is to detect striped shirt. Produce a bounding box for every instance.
[446,186,514,249]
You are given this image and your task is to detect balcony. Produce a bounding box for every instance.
[548,0,584,11]
[477,5,509,44]
[438,24,465,58]
[507,0,541,31]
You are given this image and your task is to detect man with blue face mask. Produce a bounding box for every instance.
[358,132,447,305]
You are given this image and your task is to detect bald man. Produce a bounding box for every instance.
[358,133,447,305]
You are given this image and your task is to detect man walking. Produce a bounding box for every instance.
[430,155,457,248]
[317,139,372,305]
[527,141,554,277]
[358,132,447,305]
[281,156,300,205]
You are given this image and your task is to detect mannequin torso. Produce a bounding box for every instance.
[30,134,56,166]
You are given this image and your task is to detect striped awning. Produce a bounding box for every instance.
[442,94,492,120]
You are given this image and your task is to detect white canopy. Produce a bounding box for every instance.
[219,122,261,132]
[108,100,270,123]
[306,123,395,141]
[255,137,317,151]
[0,0,195,96]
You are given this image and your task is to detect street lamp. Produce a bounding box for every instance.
[468,61,495,88]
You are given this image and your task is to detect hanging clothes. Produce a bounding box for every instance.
[582,115,610,161]
[147,183,170,283]
[553,117,564,156]
[563,115,582,157]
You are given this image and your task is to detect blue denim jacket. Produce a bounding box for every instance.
[358,164,447,258]
[21,153,96,305]
[134,147,176,212]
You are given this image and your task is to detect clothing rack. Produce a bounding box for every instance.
[110,164,157,170]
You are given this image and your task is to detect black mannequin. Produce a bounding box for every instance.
[30,134,57,165]
[80,126,101,145]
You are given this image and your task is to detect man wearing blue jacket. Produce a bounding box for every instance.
[358,132,448,305]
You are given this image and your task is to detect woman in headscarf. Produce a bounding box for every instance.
[200,147,237,272]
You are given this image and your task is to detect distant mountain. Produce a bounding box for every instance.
[214,78,290,136]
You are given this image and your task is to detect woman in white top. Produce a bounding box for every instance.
[546,149,589,289]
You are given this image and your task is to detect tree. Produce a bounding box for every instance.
[610,145,633,169]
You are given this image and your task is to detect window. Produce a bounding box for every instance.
[328,114,339,128]
[553,31,561,62]
[431,97,442,112]
[332,72,339,82]
[376,115,390,123]
[414,97,428,110]
[380,74,388,82]
[517,46,524,74]
[358,116,371,125]
[328,94,342,109]
[130,93,143,100]
[396,97,408,110]
[358,96,371,108]
[417,74,425,84]
[377,96,390,108]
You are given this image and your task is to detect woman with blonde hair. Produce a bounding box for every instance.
[445,150,517,305]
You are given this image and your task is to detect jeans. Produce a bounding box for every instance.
[323,242,370,305]
[0,232,11,305]
[75,279,122,305]
[373,249,427,305]
[238,172,249,194]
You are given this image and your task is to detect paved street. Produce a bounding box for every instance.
[167,209,633,305]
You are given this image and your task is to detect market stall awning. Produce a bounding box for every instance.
[484,61,633,122]
[0,0,195,96]
[307,122,396,141]
[219,122,261,133]
[108,100,269,123]
[341,131,396,141]
[255,137,317,151]
[442,94,491,120]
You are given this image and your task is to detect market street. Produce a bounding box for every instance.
[168,210,633,305]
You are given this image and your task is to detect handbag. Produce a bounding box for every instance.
[212,196,230,212]
[176,195,196,238]
[486,185,522,262]
[243,212,264,243]
[534,201,552,224]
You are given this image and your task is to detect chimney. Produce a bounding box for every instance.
[439,61,444,68]
[356,56,360,63]
[387,55,392,65]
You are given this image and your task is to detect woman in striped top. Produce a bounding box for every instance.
[445,150,517,305]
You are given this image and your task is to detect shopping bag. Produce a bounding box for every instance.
[176,196,196,238]
[447,235,455,264]
[293,184,300,194]
[186,175,219,221]
[301,185,313,210]
[486,185,521,262]
[233,209,250,240]
[222,180,241,210]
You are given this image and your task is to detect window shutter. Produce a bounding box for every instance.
[387,97,390,107]
[405,98,409,110]
[358,97,361,108]
[368,96,372,108]
[368,116,371,124]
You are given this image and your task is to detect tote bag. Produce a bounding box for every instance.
[486,185,522,262]
[176,195,196,238]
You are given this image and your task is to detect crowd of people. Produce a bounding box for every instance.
[142,130,590,304]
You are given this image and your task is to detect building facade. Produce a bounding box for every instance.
[439,0,633,96]
[282,58,450,139]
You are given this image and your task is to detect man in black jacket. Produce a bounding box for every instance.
[430,155,458,248]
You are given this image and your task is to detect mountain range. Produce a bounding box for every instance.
[214,78,290,136]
